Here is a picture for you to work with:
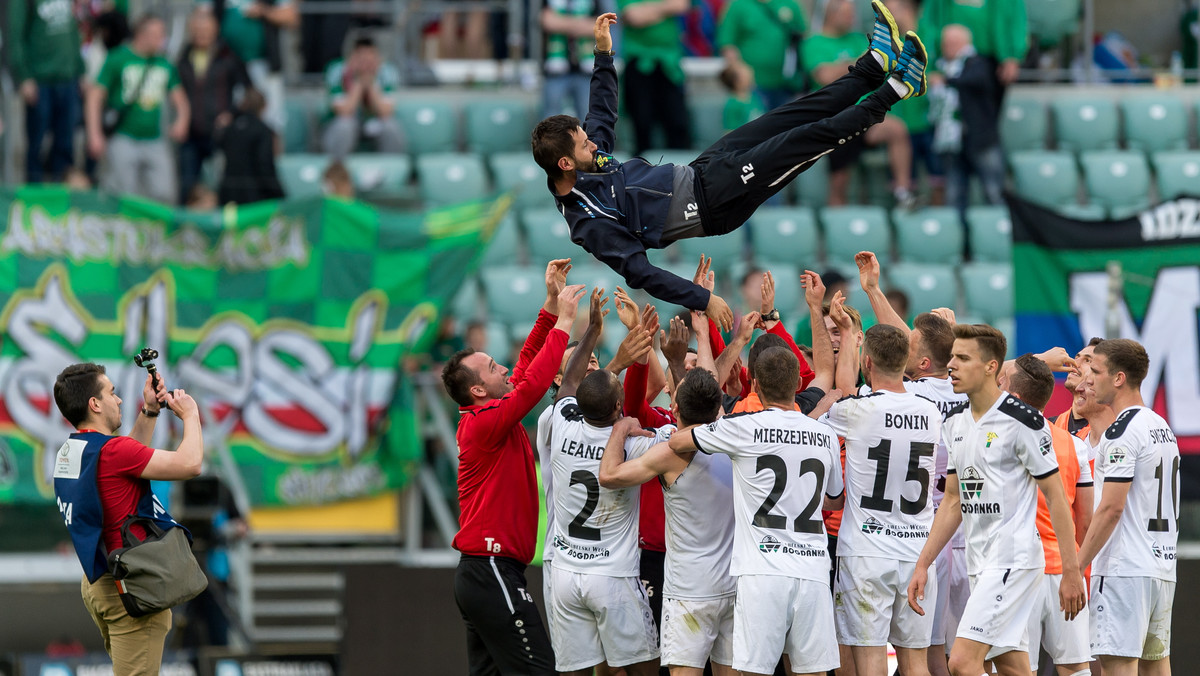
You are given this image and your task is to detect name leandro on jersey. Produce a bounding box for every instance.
[560,439,604,460]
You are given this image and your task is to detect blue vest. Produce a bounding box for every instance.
[52,432,184,583]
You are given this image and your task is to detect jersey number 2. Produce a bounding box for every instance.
[569,470,602,541]
[753,455,826,534]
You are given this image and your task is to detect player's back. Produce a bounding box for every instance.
[548,396,665,576]
[903,377,967,507]
[662,448,737,599]
[1093,406,1180,581]
[691,408,843,583]
[825,391,942,561]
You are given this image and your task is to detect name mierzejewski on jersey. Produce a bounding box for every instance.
[1093,405,1181,580]
[825,391,942,561]
[690,408,843,581]
[548,396,673,576]
[943,393,1059,575]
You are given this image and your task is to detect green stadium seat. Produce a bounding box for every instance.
[690,97,728,149]
[965,206,1012,263]
[1009,150,1079,210]
[1058,203,1107,220]
[793,158,831,208]
[344,153,413,200]
[961,262,1014,322]
[569,265,624,297]
[886,263,958,314]
[481,214,523,267]
[484,322,514,359]
[522,208,585,263]
[1080,150,1151,216]
[481,266,545,325]
[1027,0,1080,47]
[466,99,536,155]
[999,97,1048,154]
[396,101,459,155]
[452,277,483,319]
[674,232,747,274]
[1150,150,1200,200]
[277,153,329,198]
[1122,96,1188,153]
[1051,98,1119,152]
[415,153,489,206]
[994,317,1017,358]
[283,100,314,153]
[762,263,803,316]
[489,152,551,211]
[892,207,964,264]
[749,207,820,265]
[820,206,892,265]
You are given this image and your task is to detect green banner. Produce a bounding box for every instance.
[0,187,506,507]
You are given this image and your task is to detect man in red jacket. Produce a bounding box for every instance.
[441,258,584,675]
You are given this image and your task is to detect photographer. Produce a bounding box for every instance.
[52,362,204,675]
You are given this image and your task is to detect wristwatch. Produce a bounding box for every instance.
[141,406,160,418]
[763,309,781,322]
[594,47,615,57]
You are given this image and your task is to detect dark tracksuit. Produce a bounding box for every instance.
[551,52,899,311]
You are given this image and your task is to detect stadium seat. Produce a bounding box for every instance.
[1122,96,1188,153]
[1058,203,1107,220]
[466,100,536,155]
[277,153,329,198]
[994,317,1017,358]
[1008,150,1079,210]
[395,101,459,155]
[675,232,747,274]
[283,99,314,153]
[452,277,483,319]
[749,207,821,266]
[415,153,489,206]
[1151,150,1200,200]
[569,265,624,297]
[484,322,514,360]
[522,208,585,262]
[1079,150,1151,217]
[793,157,831,208]
[1051,98,1119,152]
[344,154,413,200]
[1027,0,1080,47]
[999,97,1048,154]
[481,214,523,267]
[690,97,728,149]
[964,206,1012,263]
[820,205,892,264]
[961,262,1014,322]
[480,266,545,325]
[892,207,964,264]
[489,152,551,211]
[886,263,958,314]
[762,263,803,316]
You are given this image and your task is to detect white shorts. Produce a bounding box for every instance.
[834,556,936,648]
[1090,575,1174,661]
[661,594,736,669]
[542,560,556,639]
[957,567,1042,660]
[547,565,659,671]
[931,545,968,652]
[733,575,839,674]
[1028,572,1091,669]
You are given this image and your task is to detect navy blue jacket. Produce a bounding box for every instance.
[550,54,711,310]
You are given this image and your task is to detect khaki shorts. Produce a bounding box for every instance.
[81,574,172,675]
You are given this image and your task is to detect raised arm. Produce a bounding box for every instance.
[760,270,815,388]
[716,311,759,388]
[129,374,168,447]
[690,311,718,375]
[801,270,835,393]
[583,14,619,152]
[829,291,860,394]
[512,259,571,383]
[857,251,909,334]
[140,390,205,481]
[558,287,609,401]
[660,316,691,390]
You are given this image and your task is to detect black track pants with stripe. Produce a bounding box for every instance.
[455,554,555,676]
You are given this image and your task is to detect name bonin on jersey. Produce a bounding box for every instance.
[752,428,831,447]
[560,439,604,459]
[885,413,931,430]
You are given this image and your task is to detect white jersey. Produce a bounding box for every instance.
[536,404,557,564]
[825,391,942,562]
[548,396,670,577]
[691,408,843,583]
[1092,406,1179,581]
[943,392,1059,576]
[901,377,969,508]
[662,449,737,600]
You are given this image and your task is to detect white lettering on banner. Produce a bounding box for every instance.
[1138,199,1200,241]
[2,268,395,500]
[1070,267,1200,434]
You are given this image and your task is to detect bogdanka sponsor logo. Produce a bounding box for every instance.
[758,535,824,557]
[959,466,1001,515]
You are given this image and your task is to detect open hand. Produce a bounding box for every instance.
[706,294,733,332]
[856,251,881,291]
[614,286,640,330]
[801,269,826,308]
[692,255,715,292]
[594,13,617,52]
[556,284,588,322]
[760,271,776,316]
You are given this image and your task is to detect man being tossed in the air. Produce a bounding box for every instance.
[531,4,929,330]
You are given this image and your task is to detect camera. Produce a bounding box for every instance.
[133,347,161,390]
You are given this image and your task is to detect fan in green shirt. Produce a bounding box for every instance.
[918,0,1028,83]
[720,61,767,132]
[717,0,808,109]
